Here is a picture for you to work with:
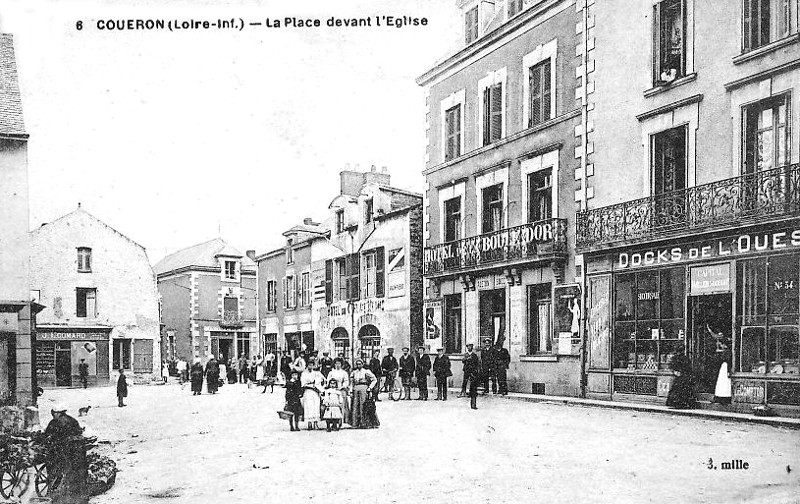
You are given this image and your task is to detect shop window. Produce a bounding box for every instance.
[613,268,685,371]
[743,93,790,174]
[653,0,686,85]
[266,280,277,312]
[528,168,552,222]
[482,184,504,233]
[742,0,797,52]
[77,247,92,273]
[76,288,97,319]
[465,6,479,44]
[444,197,462,242]
[224,260,237,280]
[444,294,463,354]
[301,272,311,307]
[527,283,552,354]
[444,105,462,161]
[113,339,131,370]
[482,83,503,145]
[738,255,800,374]
[528,59,552,128]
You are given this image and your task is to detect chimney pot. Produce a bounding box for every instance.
[246,250,256,261]
[370,165,377,172]
[303,218,313,225]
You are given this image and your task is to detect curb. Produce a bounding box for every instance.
[432,387,800,430]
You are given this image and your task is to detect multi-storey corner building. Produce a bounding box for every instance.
[0,33,40,406]
[155,239,257,364]
[418,0,589,396]
[257,168,423,362]
[30,207,161,386]
[578,0,800,414]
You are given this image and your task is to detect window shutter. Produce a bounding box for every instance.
[542,60,551,122]
[483,86,491,145]
[454,107,461,157]
[376,247,385,298]
[491,84,503,142]
[445,109,454,161]
[348,253,361,301]
[283,278,288,308]
[530,66,541,127]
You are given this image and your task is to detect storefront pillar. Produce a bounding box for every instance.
[464,289,479,348]
[508,284,526,360]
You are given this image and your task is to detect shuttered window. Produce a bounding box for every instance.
[743,0,794,52]
[376,247,385,298]
[465,6,479,44]
[325,260,333,305]
[508,0,524,17]
[483,83,503,146]
[445,105,461,161]
[347,254,361,301]
[529,59,552,127]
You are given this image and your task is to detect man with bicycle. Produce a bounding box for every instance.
[380,348,398,394]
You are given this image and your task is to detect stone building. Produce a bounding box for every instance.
[417,0,589,396]
[155,239,257,364]
[0,32,40,406]
[577,0,800,414]
[30,207,161,386]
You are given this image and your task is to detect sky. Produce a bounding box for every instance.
[2,0,461,262]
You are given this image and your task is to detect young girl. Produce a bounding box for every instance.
[322,379,344,432]
[284,371,303,432]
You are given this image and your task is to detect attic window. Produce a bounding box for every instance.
[365,198,374,224]
[336,209,345,234]
[77,247,92,272]
[286,240,294,265]
[465,6,479,44]
[224,260,237,280]
[508,0,524,17]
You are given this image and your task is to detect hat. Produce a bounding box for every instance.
[402,347,409,351]
[51,403,67,413]
[483,338,492,343]
[437,348,444,352]
[466,344,474,349]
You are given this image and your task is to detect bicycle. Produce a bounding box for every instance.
[389,375,403,401]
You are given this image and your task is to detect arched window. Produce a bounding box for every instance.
[358,325,381,362]
[331,328,349,360]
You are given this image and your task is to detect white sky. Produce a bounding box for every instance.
[2,0,460,262]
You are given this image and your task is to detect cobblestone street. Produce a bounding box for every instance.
[37,382,800,504]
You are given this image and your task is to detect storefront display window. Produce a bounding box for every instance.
[613,268,685,370]
[738,254,800,374]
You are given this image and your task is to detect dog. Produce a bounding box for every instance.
[78,405,92,417]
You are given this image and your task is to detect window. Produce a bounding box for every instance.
[743,0,796,52]
[335,209,345,234]
[444,105,462,161]
[77,247,92,272]
[286,239,294,265]
[465,5,479,44]
[358,325,381,362]
[528,284,552,354]
[482,184,504,233]
[365,198,374,224]
[266,280,277,312]
[444,294,463,354]
[332,328,350,358]
[508,0,524,17]
[528,59,552,127]
[653,0,686,84]
[336,258,348,301]
[362,248,385,298]
[301,272,311,306]
[223,296,239,324]
[76,288,97,318]
[263,333,277,356]
[743,93,790,173]
[528,169,552,222]
[738,255,800,373]
[113,339,131,370]
[284,275,297,309]
[364,251,377,298]
[224,260,236,280]
[444,197,462,242]
[612,268,685,370]
[652,126,688,222]
[483,83,503,145]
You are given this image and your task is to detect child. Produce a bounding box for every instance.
[322,379,344,432]
[284,370,303,431]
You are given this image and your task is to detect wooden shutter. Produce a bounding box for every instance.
[283,278,288,308]
[490,84,503,142]
[454,106,461,157]
[376,247,386,298]
[445,108,454,160]
[325,260,333,305]
[348,253,360,301]
[133,339,153,373]
[483,86,491,145]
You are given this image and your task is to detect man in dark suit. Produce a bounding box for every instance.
[496,344,510,395]
[381,348,399,392]
[458,344,473,398]
[480,338,498,395]
[398,347,415,401]
[319,351,334,378]
[368,350,383,401]
[78,359,89,389]
[464,345,481,410]
[433,348,452,400]
[414,346,431,400]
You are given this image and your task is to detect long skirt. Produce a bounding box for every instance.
[191,376,203,393]
[349,385,372,428]
[302,389,321,422]
[256,366,265,381]
[714,361,732,404]
[207,374,219,393]
[666,372,696,409]
[340,391,351,424]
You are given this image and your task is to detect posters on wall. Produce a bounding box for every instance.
[423,299,442,352]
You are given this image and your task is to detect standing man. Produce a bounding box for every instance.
[116,368,128,407]
[319,351,335,378]
[280,351,292,383]
[433,348,452,400]
[78,358,89,389]
[368,350,383,402]
[464,345,481,410]
[380,348,398,393]
[480,338,498,395]
[398,347,415,401]
[496,344,510,395]
[238,353,248,384]
[458,344,474,398]
[415,346,431,400]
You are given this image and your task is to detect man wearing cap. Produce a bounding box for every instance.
[380,348,398,393]
[319,351,334,378]
[464,344,481,410]
[432,348,452,400]
[45,405,88,501]
[496,343,511,395]
[117,368,128,407]
[480,338,498,395]
[458,344,474,397]
[414,346,431,400]
[398,347,415,400]
[78,358,89,389]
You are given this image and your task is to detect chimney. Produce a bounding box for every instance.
[303,218,314,225]
[340,169,363,197]
[363,165,391,187]
[246,250,256,261]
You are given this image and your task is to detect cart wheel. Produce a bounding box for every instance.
[0,467,30,499]
[34,464,50,497]
[390,377,403,401]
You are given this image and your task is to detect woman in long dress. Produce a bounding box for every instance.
[300,362,325,430]
[327,359,351,424]
[349,359,378,429]
[190,358,204,395]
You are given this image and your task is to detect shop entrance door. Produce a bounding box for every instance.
[479,289,506,347]
[689,294,733,393]
[218,338,233,363]
[55,343,72,387]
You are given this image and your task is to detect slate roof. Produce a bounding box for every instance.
[153,238,255,275]
[0,33,26,137]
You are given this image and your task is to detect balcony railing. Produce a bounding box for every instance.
[423,218,568,277]
[220,310,242,327]
[576,163,800,251]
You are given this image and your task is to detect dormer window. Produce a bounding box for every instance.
[286,239,294,264]
[224,260,237,280]
[335,209,345,234]
[365,198,374,224]
[77,247,92,272]
[465,6,479,44]
[508,0,523,18]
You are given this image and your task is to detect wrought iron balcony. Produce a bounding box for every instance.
[576,163,800,252]
[423,218,568,277]
[220,310,242,328]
